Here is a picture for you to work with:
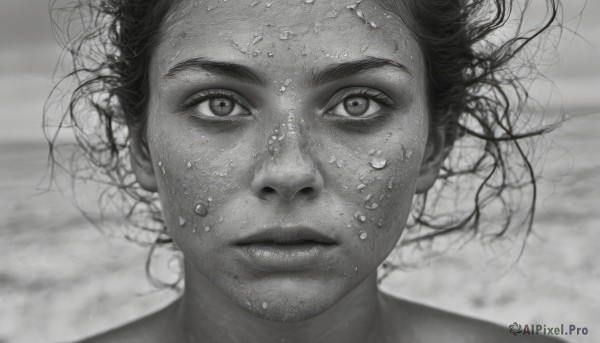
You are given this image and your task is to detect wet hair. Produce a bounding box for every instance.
[46,0,562,286]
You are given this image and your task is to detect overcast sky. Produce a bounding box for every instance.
[0,0,598,142]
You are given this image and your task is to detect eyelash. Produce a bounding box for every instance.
[323,88,397,126]
[182,89,251,117]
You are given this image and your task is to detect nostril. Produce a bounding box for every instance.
[299,187,314,195]
[263,187,277,194]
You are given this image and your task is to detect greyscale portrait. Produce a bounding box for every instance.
[1,0,598,342]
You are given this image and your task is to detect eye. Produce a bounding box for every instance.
[184,89,251,119]
[325,88,392,119]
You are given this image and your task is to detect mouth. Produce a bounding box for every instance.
[234,226,337,272]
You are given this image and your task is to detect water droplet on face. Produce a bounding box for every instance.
[283,78,292,87]
[207,197,213,202]
[187,161,193,169]
[204,225,211,232]
[179,216,186,226]
[267,52,274,57]
[207,5,216,11]
[368,21,377,28]
[368,149,376,156]
[194,202,209,217]
[365,194,372,201]
[278,31,294,40]
[262,302,268,309]
[335,160,344,168]
[370,203,378,209]
[250,1,259,6]
[370,157,387,170]
[355,9,364,19]
[328,156,337,164]
[158,161,166,175]
[359,231,368,240]
[357,184,366,191]
[266,2,272,7]
[354,266,359,273]
[378,219,384,227]
[304,0,313,3]
[388,178,394,189]
[326,10,337,18]
[252,34,263,45]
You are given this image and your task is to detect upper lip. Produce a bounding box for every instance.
[234,226,337,245]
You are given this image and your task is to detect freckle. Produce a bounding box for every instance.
[370,157,387,170]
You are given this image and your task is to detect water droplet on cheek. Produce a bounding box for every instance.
[359,230,368,240]
[194,202,209,217]
[370,157,387,170]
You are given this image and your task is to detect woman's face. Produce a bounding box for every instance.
[135,0,442,322]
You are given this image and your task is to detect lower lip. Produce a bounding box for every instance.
[236,243,335,272]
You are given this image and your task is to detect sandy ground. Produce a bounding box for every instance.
[1,112,599,343]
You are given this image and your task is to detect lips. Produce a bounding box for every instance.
[234,226,337,271]
[234,226,337,246]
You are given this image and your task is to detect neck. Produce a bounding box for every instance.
[170,267,384,343]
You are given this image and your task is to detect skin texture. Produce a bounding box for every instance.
[77,1,566,342]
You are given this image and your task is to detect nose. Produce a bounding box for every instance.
[251,129,324,201]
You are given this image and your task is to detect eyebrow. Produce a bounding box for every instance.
[163,56,410,86]
[308,56,412,86]
[163,57,268,86]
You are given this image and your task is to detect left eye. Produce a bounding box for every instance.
[328,95,382,118]
[194,97,250,117]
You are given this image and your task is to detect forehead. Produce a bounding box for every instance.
[154,0,420,77]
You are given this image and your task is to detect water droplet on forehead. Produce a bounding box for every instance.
[359,231,368,240]
[252,34,263,45]
[179,216,186,226]
[194,202,209,217]
[370,157,387,170]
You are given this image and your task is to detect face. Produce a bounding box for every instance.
[132,0,444,322]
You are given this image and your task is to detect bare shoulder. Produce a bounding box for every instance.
[72,302,179,343]
[379,291,568,343]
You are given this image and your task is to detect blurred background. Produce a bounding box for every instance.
[0,0,599,342]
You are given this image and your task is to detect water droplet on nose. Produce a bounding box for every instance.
[347,4,357,10]
[370,157,387,170]
[204,225,211,232]
[357,184,366,191]
[359,231,368,240]
[194,202,209,217]
[187,161,193,169]
[262,302,269,309]
[179,216,186,226]
[326,10,337,18]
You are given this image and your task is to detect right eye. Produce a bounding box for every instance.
[185,90,251,119]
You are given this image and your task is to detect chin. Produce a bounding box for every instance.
[231,277,346,322]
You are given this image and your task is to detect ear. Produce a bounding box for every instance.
[415,125,450,194]
[129,126,158,192]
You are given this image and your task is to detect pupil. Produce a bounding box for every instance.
[343,96,369,116]
[209,98,234,116]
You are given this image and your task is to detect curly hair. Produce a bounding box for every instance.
[46,0,562,287]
